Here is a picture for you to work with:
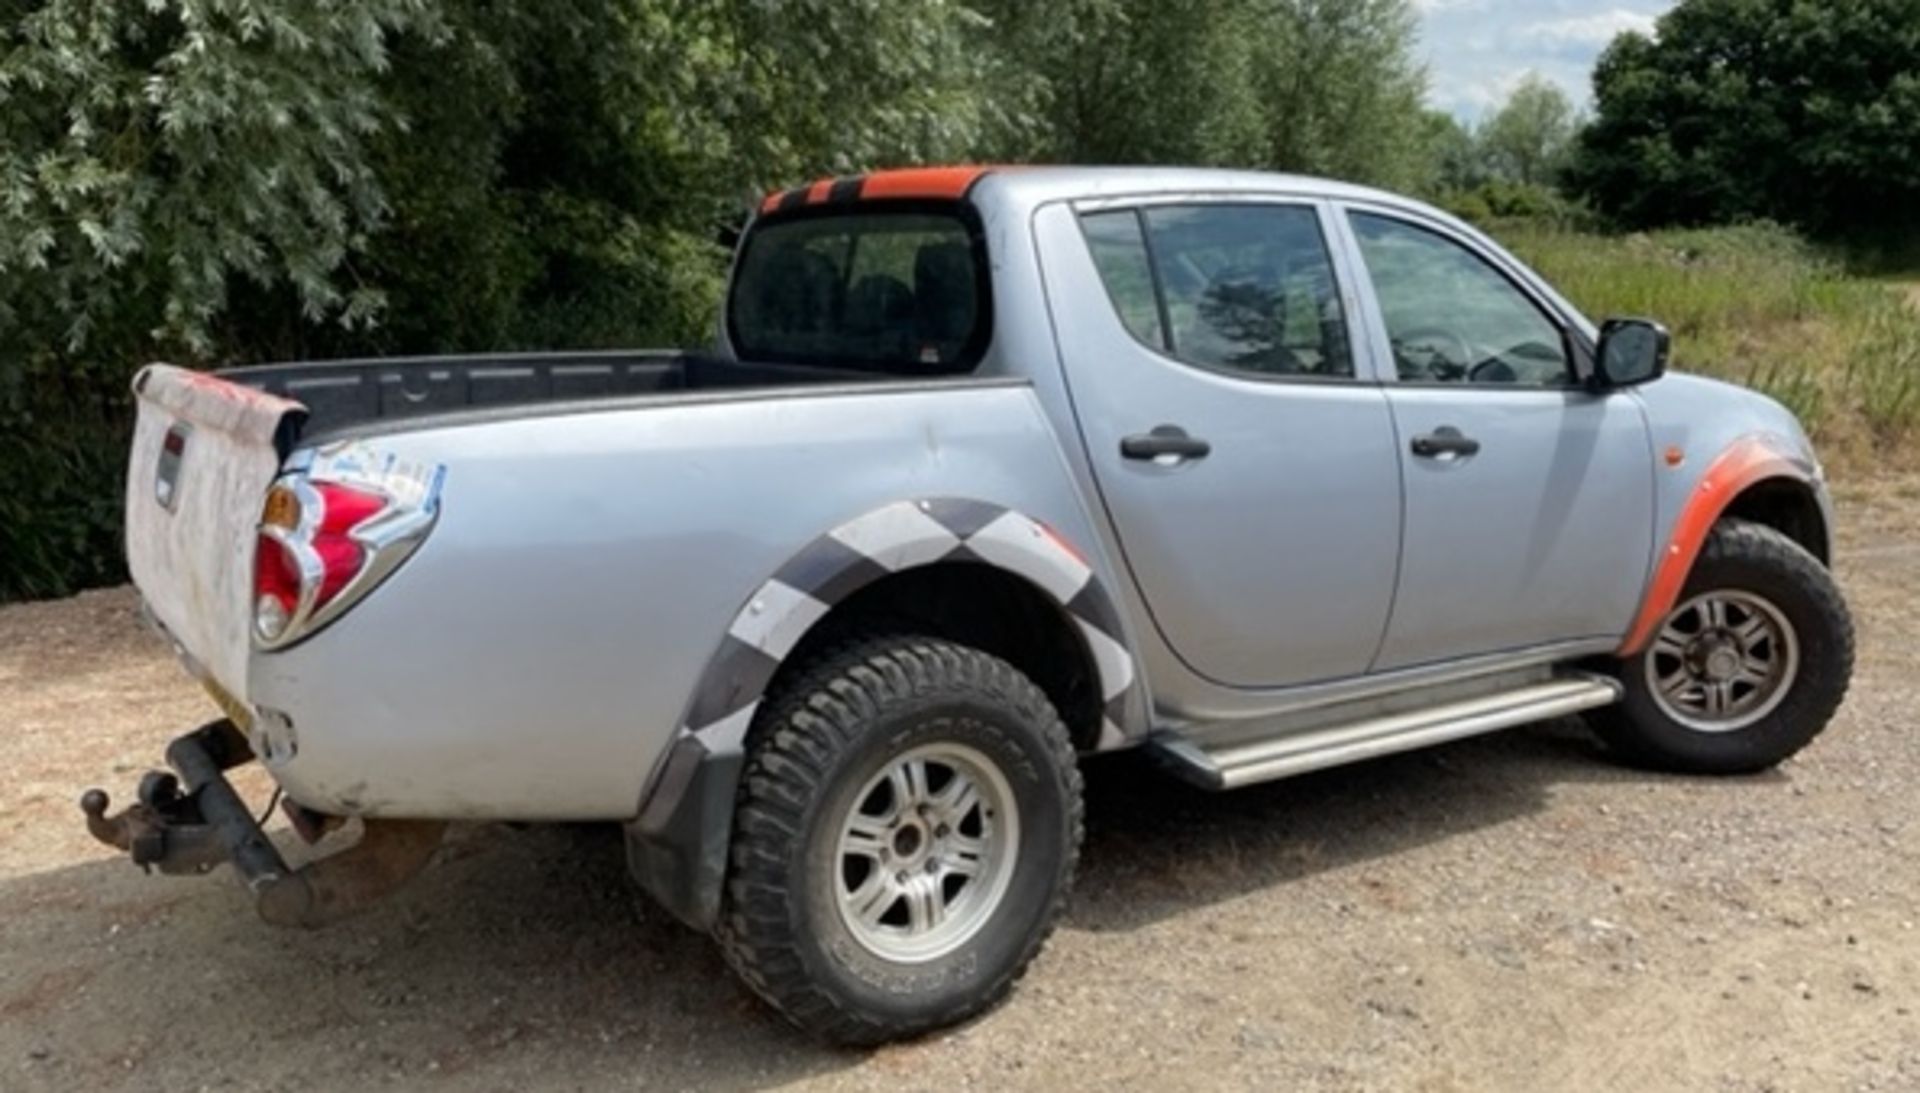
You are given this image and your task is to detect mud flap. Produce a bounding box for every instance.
[623,734,743,931]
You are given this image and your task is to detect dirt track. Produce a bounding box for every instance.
[3,476,1919,1091]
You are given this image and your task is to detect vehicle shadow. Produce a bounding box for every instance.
[1071,715,1747,933]
[0,716,1758,1090]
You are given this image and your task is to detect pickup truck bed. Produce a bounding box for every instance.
[225,350,883,442]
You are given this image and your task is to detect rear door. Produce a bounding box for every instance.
[1338,207,1655,669]
[1041,199,1402,688]
[125,365,304,698]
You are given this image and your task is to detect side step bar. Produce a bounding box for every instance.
[1151,674,1622,791]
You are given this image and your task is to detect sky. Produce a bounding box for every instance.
[1416,0,1676,122]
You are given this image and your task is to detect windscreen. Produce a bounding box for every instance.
[728,207,991,375]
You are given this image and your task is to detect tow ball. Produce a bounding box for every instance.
[80,770,227,875]
[80,719,444,927]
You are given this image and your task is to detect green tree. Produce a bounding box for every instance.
[1,0,1017,368]
[0,0,441,362]
[1019,0,1430,189]
[309,0,1014,358]
[1020,0,1265,166]
[1253,0,1431,190]
[1569,0,1920,235]
[0,0,443,599]
[1416,108,1484,195]
[1479,72,1575,187]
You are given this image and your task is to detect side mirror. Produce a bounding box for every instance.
[1593,318,1670,389]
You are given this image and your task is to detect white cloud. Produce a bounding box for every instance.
[1417,1,1673,121]
[1449,70,1546,115]
[1521,8,1660,47]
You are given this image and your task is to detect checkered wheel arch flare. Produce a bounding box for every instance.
[680,499,1141,754]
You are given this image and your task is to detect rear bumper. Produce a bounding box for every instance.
[81,720,444,927]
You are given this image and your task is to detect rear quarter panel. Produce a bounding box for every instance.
[245,381,1113,820]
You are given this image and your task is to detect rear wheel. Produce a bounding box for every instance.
[1596,519,1852,773]
[715,634,1082,1045]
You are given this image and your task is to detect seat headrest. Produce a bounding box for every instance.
[914,243,977,352]
[845,274,914,337]
[755,248,842,334]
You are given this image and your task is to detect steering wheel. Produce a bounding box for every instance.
[1467,357,1518,384]
[1390,325,1476,381]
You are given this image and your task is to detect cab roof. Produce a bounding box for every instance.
[758,166,993,214]
[757,165,1428,219]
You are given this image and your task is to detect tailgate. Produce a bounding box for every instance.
[125,364,306,699]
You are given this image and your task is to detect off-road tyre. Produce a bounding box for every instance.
[1596,518,1852,774]
[714,634,1083,1046]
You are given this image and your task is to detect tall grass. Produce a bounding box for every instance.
[1494,221,1920,468]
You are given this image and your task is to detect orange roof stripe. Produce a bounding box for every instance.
[856,165,991,201]
[758,165,995,215]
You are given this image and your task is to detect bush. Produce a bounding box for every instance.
[1438,181,1592,229]
[1497,221,1920,462]
[0,366,128,600]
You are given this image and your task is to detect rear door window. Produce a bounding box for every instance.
[1080,211,1166,348]
[729,208,991,374]
[1079,204,1353,379]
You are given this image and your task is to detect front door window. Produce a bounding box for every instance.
[1349,212,1571,387]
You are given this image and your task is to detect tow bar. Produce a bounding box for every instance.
[80,719,444,927]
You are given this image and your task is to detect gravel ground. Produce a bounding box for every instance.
[3,474,1918,1091]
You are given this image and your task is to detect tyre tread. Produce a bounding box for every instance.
[714,633,1083,1045]
[1598,517,1853,773]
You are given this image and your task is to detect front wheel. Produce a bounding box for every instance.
[715,634,1082,1045]
[1595,518,1853,774]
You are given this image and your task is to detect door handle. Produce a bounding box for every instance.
[1409,426,1481,458]
[1121,425,1211,462]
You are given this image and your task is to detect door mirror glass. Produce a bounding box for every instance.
[1594,318,1669,388]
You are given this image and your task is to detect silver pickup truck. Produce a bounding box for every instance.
[84,166,1852,1044]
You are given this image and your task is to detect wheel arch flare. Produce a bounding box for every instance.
[1620,433,1823,656]
[626,496,1144,929]
[676,497,1143,756]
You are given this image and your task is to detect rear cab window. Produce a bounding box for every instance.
[729,204,992,375]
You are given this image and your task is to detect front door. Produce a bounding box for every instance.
[1041,200,1403,688]
[1341,208,1655,670]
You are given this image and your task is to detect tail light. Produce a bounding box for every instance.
[252,470,439,648]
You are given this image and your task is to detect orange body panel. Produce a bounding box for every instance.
[1617,437,1805,655]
